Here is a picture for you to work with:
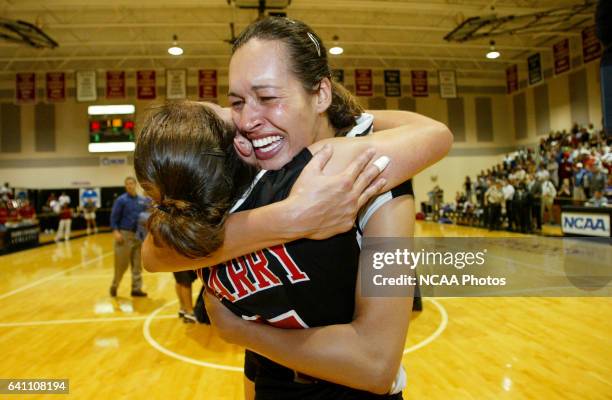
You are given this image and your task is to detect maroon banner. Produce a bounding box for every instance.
[46,72,65,102]
[16,73,36,104]
[582,25,602,64]
[198,70,218,99]
[506,65,518,94]
[553,39,571,75]
[411,70,428,97]
[137,70,156,100]
[354,69,373,96]
[106,71,126,99]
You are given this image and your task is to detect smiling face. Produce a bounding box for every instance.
[228,39,327,171]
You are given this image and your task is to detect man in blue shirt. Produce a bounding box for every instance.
[110,177,149,297]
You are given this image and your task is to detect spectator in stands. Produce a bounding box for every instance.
[514,182,532,233]
[485,180,504,230]
[558,178,572,198]
[0,183,12,202]
[55,203,72,242]
[58,191,71,207]
[573,163,588,202]
[502,178,515,231]
[464,176,472,203]
[18,200,37,223]
[541,177,557,225]
[586,190,609,207]
[546,153,559,188]
[0,201,8,226]
[590,165,607,195]
[528,175,542,231]
[606,175,612,198]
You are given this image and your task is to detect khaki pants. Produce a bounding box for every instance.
[111,230,142,291]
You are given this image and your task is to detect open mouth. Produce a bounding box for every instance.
[251,135,284,160]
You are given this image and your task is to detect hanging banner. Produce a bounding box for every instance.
[506,65,518,94]
[582,25,602,64]
[136,70,156,100]
[355,69,373,96]
[166,69,187,99]
[438,70,457,99]
[553,39,571,75]
[198,69,218,100]
[527,53,542,86]
[106,71,126,99]
[16,72,36,104]
[76,70,97,102]
[384,70,401,97]
[331,69,344,84]
[46,72,65,102]
[411,70,428,97]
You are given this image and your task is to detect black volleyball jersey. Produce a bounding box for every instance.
[198,114,412,397]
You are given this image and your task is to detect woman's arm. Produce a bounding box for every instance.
[142,147,386,272]
[143,111,452,272]
[206,197,415,394]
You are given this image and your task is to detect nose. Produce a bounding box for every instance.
[237,100,263,133]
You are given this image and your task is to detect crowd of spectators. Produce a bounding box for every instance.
[448,123,611,233]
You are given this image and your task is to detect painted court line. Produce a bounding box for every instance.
[0,314,177,327]
[0,251,113,301]
[404,298,448,354]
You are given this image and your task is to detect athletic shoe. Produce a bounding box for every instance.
[178,309,186,319]
[110,287,117,297]
[130,290,147,297]
[182,313,197,324]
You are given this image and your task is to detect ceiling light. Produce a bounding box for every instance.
[168,34,183,56]
[329,35,343,55]
[486,40,500,59]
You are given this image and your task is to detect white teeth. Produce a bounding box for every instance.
[253,135,282,149]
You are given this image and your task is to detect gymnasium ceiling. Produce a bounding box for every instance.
[0,0,599,80]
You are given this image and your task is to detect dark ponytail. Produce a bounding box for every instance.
[134,101,255,259]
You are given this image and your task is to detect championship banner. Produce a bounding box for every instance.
[166,69,187,99]
[438,70,457,99]
[16,72,36,104]
[553,39,570,75]
[46,72,65,102]
[198,69,218,100]
[506,65,518,94]
[331,69,344,84]
[76,70,97,102]
[136,70,156,100]
[106,71,126,99]
[582,25,602,64]
[355,69,373,96]
[527,53,542,86]
[384,70,401,97]
[411,70,428,97]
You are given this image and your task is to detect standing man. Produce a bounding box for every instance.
[109,177,148,297]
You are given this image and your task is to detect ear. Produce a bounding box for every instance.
[314,77,332,114]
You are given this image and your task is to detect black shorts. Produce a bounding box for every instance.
[172,270,197,285]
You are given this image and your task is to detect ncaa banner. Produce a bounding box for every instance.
[106,71,126,99]
[562,212,610,237]
[553,39,570,75]
[16,72,36,104]
[527,53,542,86]
[198,69,218,100]
[411,70,428,97]
[166,69,187,100]
[46,72,65,103]
[582,25,602,64]
[355,69,373,96]
[384,70,401,97]
[438,70,457,99]
[137,70,156,100]
[76,70,97,102]
[506,65,518,94]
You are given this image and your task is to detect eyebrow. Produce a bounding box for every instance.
[227,85,282,97]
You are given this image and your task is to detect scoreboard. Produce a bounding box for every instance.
[88,105,136,152]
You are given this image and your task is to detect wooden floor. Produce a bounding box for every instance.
[0,222,610,399]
